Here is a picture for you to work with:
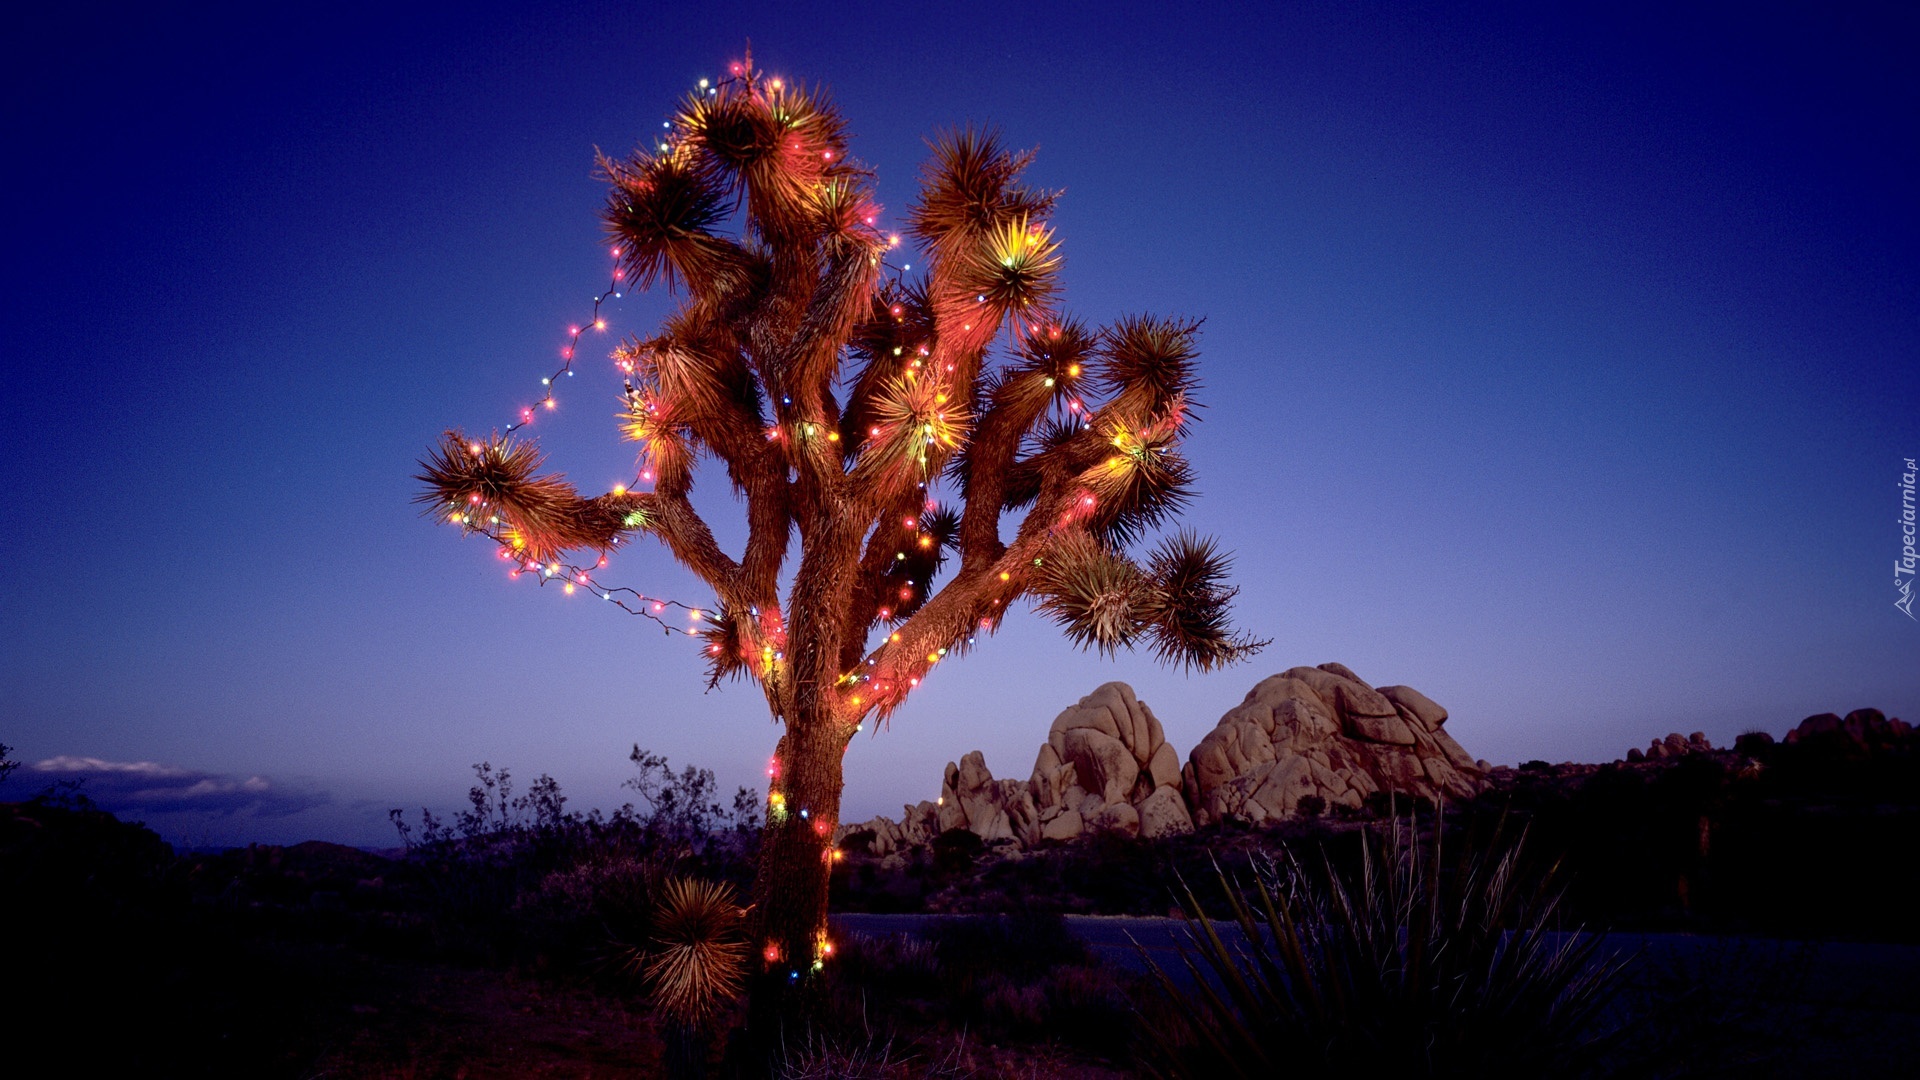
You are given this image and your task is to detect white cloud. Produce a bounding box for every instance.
[27,756,329,817]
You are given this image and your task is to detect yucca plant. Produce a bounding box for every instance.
[1139,811,1628,1079]
[638,876,748,1078]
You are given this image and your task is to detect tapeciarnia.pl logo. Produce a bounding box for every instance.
[1899,457,1916,619]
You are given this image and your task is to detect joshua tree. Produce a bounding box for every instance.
[417,57,1262,1029]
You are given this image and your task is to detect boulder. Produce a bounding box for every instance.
[1136,785,1194,838]
[1040,807,1084,841]
[1347,712,1417,746]
[1186,663,1485,825]
[1060,727,1138,805]
[1785,713,1843,745]
[1088,800,1140,836]
[1379,684,1448,728]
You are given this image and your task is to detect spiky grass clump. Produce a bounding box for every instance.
[1139,814,1628,1079]
[643,876,748,1027]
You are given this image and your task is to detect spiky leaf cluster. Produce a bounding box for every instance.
[1035,531,1265,672]
[909,128,1056,253]
[415,432,636,560]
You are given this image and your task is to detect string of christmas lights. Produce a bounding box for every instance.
[501,273,620,436]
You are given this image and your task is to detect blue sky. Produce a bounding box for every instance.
[4,1,1914,847]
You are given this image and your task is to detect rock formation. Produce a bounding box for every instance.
[1784,708,1913,752]
[937,750,1038,844]
[1626,731,1714,762]
[837,750,1038,859]
[1183,663,1484,825]
[1028,682,1193,842]
[837,664,1482,853]
[1615,711,1915,764]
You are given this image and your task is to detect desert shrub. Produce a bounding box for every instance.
[626,747,762,861]
[1361,788,1430,817]
[1139,813,1627,1079]
[804,914,1133,1064]
[0,802,346,1073]
[924,913,1133,1046]
[774,1029,913,1080]
[929,826,985,872]
[774,1026,976,1080]
[833,931,942,1000]
[928,911,1089,983]
[514,848,666,973]
[385,751,760,968]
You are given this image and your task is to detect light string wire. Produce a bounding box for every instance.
[454,209,721,634]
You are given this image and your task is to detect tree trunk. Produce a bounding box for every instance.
[742,713,845,1055]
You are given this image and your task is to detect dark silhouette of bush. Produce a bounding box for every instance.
[929,826,986,873]
[0,801,354,1075]
[1139,814,1627,1079]
[1457,723,1920,940]
[383,752,762,970]
[803,913,1136,1064]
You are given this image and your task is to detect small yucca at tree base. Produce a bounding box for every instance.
[417,55,1263,1041]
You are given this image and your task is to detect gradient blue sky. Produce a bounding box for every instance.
[5,1,1915,848]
